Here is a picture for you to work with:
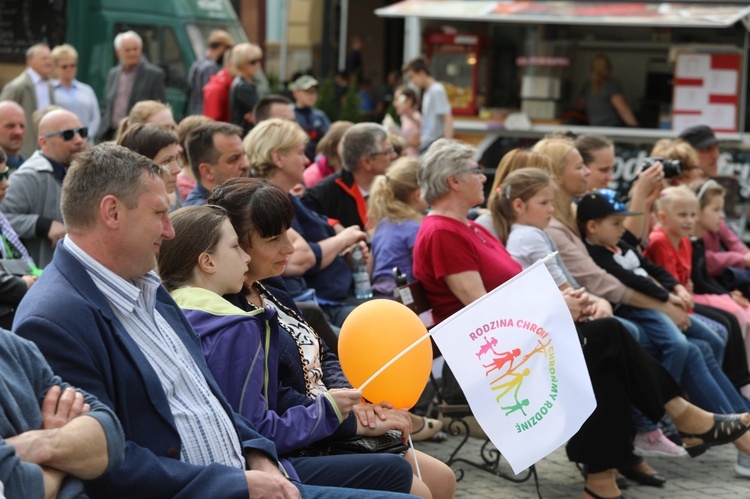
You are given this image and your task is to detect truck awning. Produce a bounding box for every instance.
[375,1,750,29]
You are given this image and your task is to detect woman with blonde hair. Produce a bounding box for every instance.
[484,148,555,214]
[244,118,368,326]
[578,54,638,127]
[51,44,100,135]
[367,157,426,297]
[229,43,264,135]
[114,100,176,141]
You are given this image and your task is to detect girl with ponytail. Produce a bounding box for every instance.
[367,157,427,297]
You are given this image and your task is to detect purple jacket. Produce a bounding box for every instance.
[172,287,345,456]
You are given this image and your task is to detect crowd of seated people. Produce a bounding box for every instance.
[3,34,750,497]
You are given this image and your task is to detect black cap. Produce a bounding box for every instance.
[577,189,641,223]
[678,125,718,150]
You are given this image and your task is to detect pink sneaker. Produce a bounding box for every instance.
[634,429,688,458]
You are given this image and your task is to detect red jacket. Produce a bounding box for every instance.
[202,68,232,122]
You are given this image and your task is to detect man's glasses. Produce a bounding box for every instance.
[369,147,395,157]
[0,166,9,181]
[456,166,483,175]
[43,127,88,141]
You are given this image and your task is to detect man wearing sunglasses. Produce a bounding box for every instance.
[0,109,86,268]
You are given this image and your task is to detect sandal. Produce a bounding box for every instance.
[411,416,443,441]
[583,486,623,499]
[679,413,750,457]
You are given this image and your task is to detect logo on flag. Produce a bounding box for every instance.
[431,259,595,474]
[473,321,556,432]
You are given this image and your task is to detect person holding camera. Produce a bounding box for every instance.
[574,134,666,249]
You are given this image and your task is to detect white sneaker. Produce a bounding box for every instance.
[735,451,750,477]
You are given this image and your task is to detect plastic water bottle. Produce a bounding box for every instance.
[350,246,373,299]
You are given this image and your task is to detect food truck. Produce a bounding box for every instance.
[376,1,750,220]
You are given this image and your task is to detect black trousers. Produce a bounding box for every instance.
[566,318,682,473]
[694,303,750,388]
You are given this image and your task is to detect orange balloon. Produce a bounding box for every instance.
[338,299,432,409]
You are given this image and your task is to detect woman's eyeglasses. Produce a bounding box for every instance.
[43,127,88,141]
[248,59,262,65]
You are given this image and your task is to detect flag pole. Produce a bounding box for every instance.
[357,330,432,391]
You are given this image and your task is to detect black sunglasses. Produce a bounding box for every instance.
[0,167,9,181]
[43,127,88,141]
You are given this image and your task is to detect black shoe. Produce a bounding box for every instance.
[618,467,666,487]
[679,413,750,457]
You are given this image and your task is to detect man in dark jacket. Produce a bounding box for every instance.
[98,31,166,141]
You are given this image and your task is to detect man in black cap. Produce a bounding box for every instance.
[679,124,720,178]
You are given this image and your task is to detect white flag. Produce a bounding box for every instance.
[431,259,596,474]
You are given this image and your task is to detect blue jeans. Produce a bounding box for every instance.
[618,306,750,414]
[615,306,689,383]
[614,316,641,342]
[683,313,726,366]
[681,339,750,414]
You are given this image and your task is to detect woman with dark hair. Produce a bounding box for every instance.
[159,203,416,496]
[208,177,457,499]
[117,123,183,212]
[413,138,750,499]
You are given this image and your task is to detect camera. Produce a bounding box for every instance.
[641,157,682,178]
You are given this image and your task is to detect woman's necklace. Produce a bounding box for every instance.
[245,283,264,308]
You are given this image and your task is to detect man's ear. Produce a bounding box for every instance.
[199,163,214,183]
[197,251,216,275]
[100,194,121,229]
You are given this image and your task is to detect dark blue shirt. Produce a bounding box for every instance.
[6,154,25,170]
[184,183,211,207]
[42,155,67,184]
[289,195,352,302]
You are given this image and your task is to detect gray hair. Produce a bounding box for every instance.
[341,123,388,173]
[114,31,143,50]
[25,43,49,62]
[62,143,161,230]
[418,139,476,205]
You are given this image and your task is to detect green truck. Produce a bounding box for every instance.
[0,0,261,117]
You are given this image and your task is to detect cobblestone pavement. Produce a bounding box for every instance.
[415,434,750,498]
